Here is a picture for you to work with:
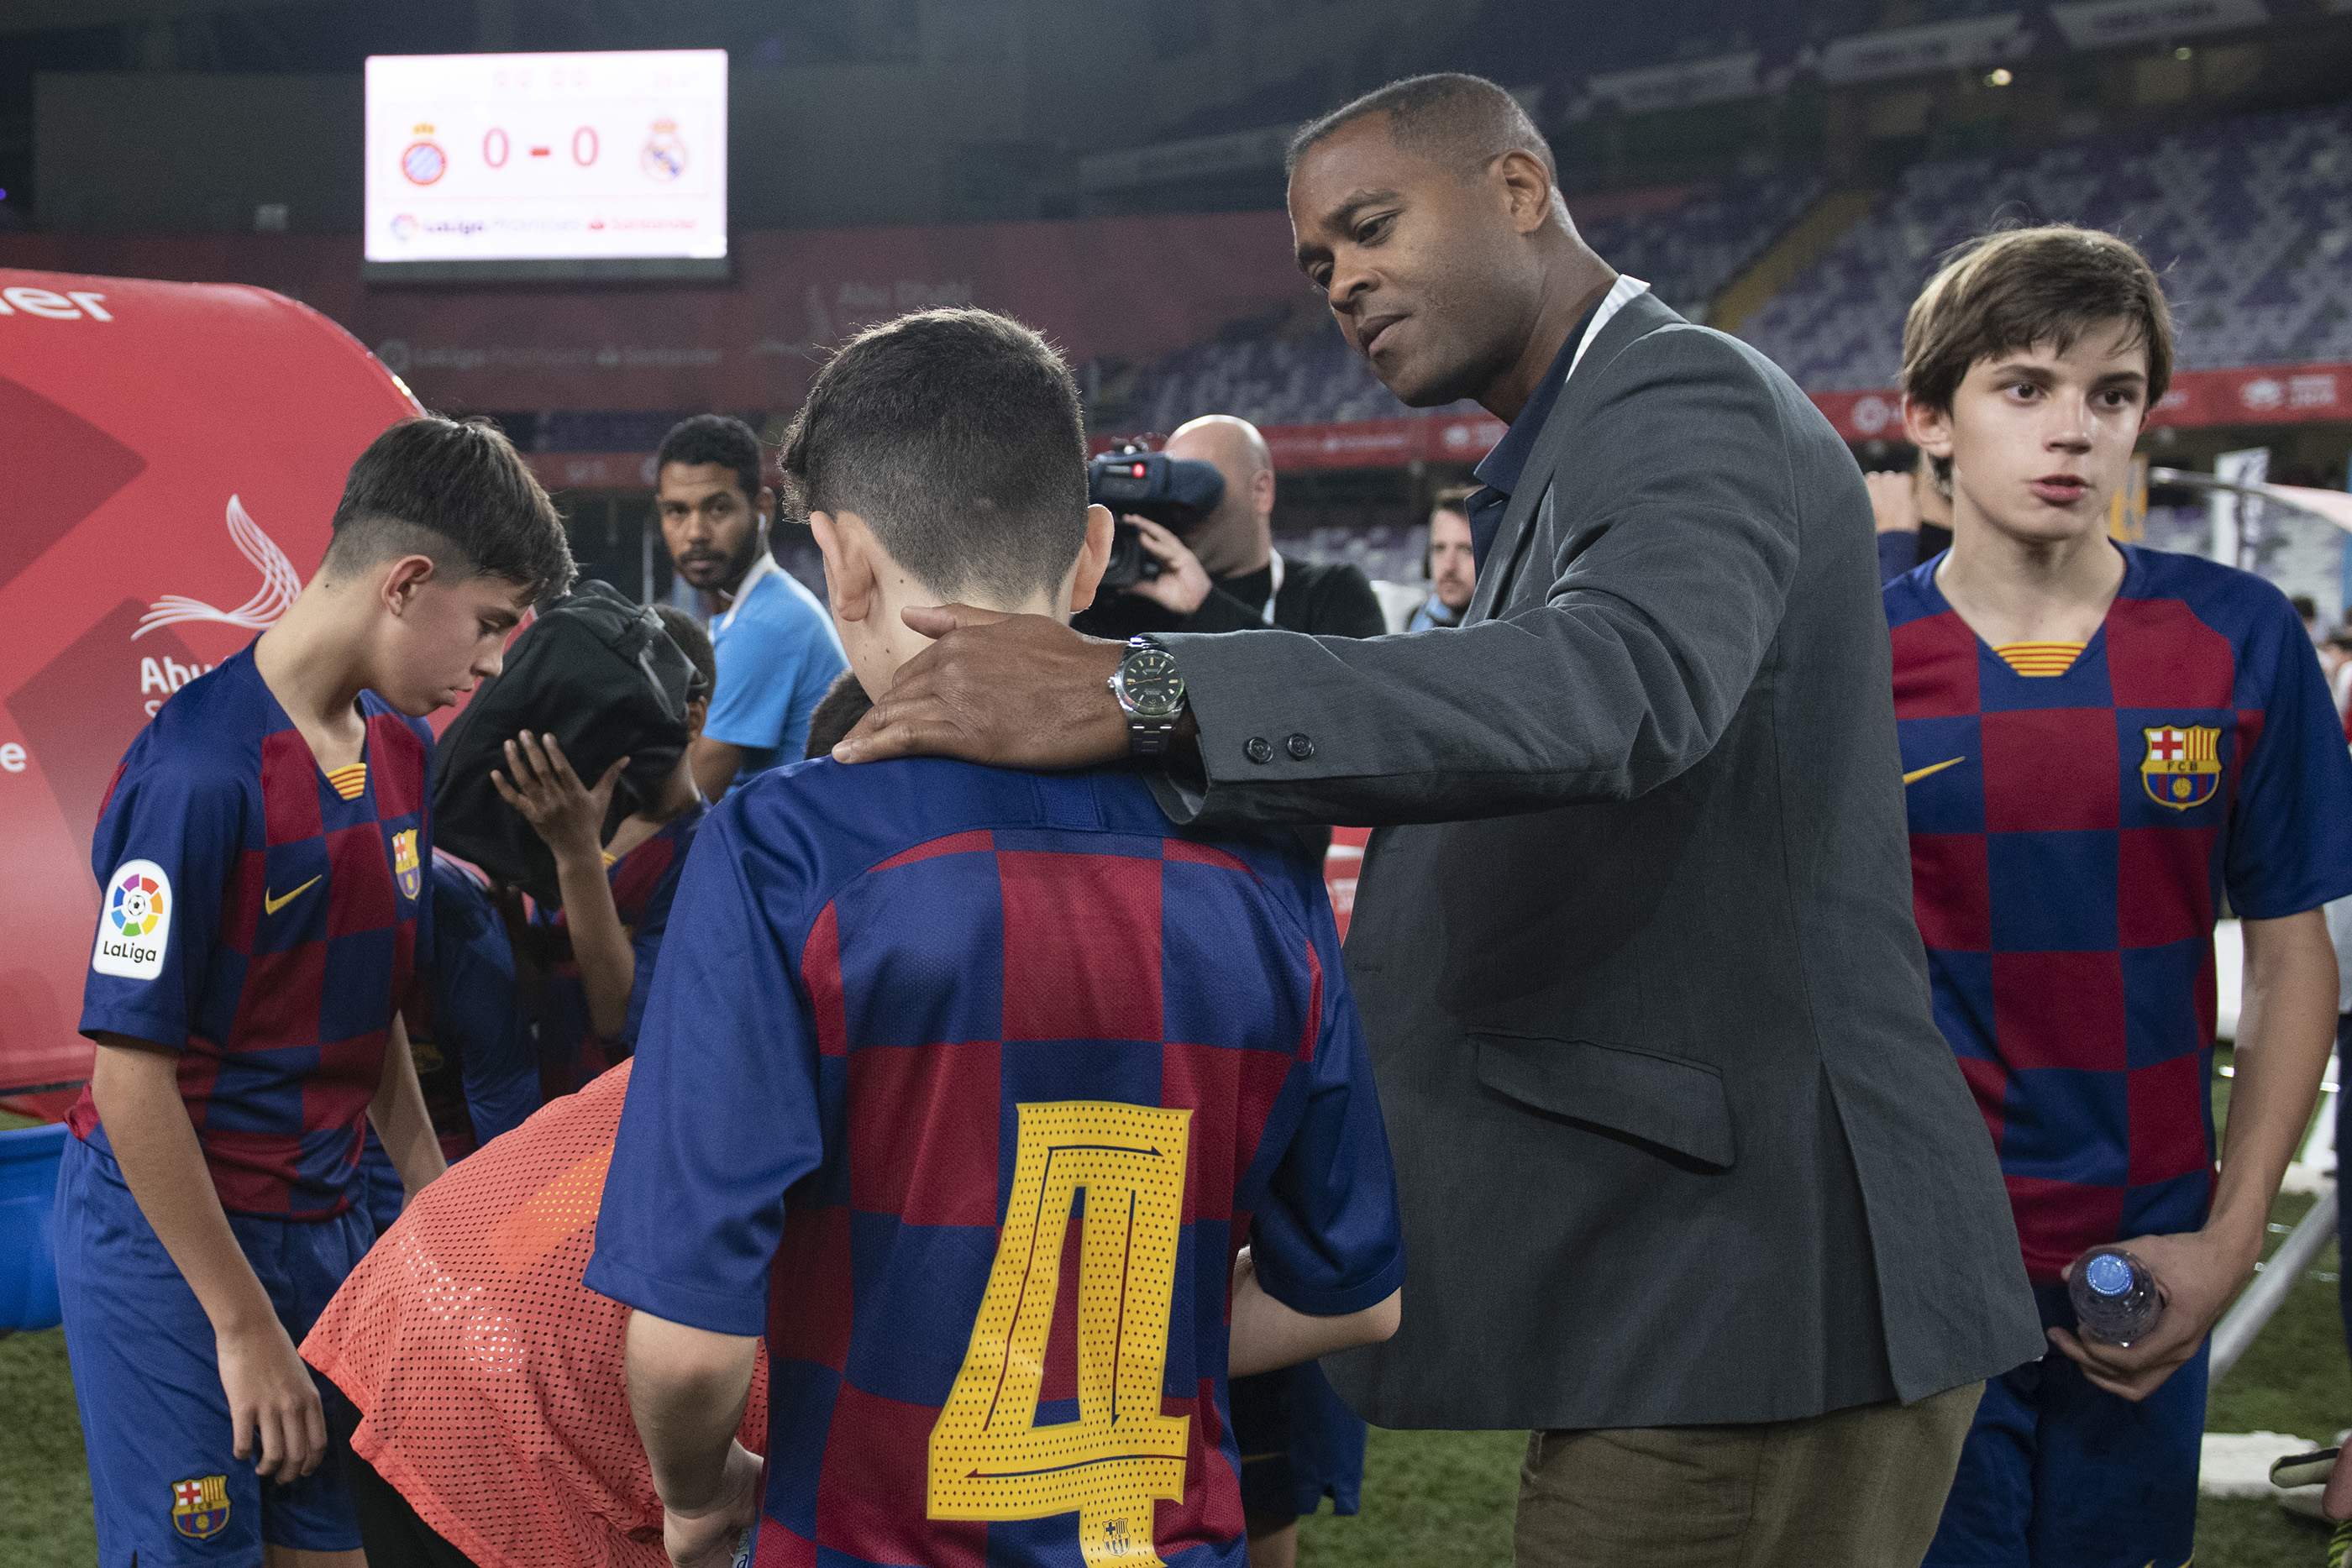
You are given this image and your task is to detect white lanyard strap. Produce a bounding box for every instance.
[1260,551,1285,626]
[1567,275,1651,382]
[716,551,781,632]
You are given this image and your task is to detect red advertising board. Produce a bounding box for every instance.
[0,269,419,1115]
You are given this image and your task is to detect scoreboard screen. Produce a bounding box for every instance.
[364,50,727,281]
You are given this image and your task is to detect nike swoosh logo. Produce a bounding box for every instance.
[1903,757,1966,786]
[264,875,322,915]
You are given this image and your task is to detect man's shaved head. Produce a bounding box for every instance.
[1289,72,1554,183]
[1163,414,1276,579]
[1167,414,1270,481]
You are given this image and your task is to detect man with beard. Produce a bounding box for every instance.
[1406,485,1478,630]
[655,415,847,799]
[830,73,2042,1566]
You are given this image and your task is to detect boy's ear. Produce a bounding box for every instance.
[1901,394,1955,461]
[1068,505,1115,616]
[380,553,438,616]
[807,510,874,623]
[757,484,778,532]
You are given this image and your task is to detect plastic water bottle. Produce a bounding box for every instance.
[2070,1246,2161,1345]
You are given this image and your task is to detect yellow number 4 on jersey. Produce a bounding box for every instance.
[930,1100,1194,1566]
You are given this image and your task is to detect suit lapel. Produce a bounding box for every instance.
[1466,292,1685,625]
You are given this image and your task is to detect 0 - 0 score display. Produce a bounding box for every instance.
[364,50,727,280]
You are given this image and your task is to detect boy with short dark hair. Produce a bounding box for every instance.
[60,414,573,1568]
[1884,226,2352,1565]
[587,309,1406,1568]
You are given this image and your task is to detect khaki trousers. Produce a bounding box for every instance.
[1515,1381,1982,1568]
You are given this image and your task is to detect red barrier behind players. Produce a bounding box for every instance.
[0,268,419,1115]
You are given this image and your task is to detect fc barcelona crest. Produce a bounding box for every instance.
[171,1475,230,1540]
[391,828,422,901]
[2141,726,2222,810]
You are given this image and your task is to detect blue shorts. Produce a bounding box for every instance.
[1229,1361,1368,1523]
[1925,1282,2204,1568]
[54,1133,373,1566]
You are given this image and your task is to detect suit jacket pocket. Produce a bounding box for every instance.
[1471,1032,1736,1170]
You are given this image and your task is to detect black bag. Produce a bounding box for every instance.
[430,579,694,908]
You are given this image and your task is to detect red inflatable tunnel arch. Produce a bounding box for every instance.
[0,269,420,1118]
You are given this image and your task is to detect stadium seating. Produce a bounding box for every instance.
[1739,103,2352,389]
[1110,170,1825,433]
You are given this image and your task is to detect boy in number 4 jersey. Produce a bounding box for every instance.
[1883,227,2352,1566]
[585,309,1406,1568]
[61,417,574,1568]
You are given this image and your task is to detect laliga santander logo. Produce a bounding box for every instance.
[391,213,419,242]
[92,859,171,981]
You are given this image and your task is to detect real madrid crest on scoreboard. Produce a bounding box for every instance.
[642,118,687,180]
[2141,725,2222,810]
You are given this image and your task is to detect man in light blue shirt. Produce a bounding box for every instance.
[656,415,847,796]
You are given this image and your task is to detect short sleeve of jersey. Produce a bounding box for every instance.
[619,847,691,1051]
[2223,592,2352,919]
[585,806,827,1335]
[704,574,850,764]
[80,754,248,1052]
[1247,914,1406,1318]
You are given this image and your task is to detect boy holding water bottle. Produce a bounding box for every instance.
[1882,224,2352,1565]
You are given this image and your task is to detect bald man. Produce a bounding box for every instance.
[1074,414,1387,642]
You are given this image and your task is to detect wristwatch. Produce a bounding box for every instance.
[1108,637,1188,756]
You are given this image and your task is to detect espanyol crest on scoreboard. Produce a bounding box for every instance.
[2141,725,2222,810]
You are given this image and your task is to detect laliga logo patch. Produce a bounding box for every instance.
[171,1474,230,1540]
[392,829,422,902]
[2142,725,2222,810]
[92,859,171,981]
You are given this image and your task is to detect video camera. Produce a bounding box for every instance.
[1088,442,1226,589]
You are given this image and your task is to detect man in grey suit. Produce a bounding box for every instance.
[834,74,2044,1565]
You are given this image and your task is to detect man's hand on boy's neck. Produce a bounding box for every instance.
[815,504,1115,716]
[834,606,1147,771]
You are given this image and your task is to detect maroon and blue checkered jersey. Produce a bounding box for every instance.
[586,758,1404,1568]
[71,644,433,1220]
[1885,545,2352,1281]
[533,804,702,1093]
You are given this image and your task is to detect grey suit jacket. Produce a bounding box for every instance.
[1154,292,2043,1429]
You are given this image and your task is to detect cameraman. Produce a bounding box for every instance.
[1074,414,1386,641]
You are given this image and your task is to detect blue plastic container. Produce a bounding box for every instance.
[0,1121,68,1332]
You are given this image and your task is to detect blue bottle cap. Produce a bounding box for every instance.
[2084,1251,2134,1298]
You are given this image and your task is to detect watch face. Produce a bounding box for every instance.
[1119,648,1184,719]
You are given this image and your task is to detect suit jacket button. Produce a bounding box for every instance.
[1285,732,1315,760]
[1244,737,1274,764]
